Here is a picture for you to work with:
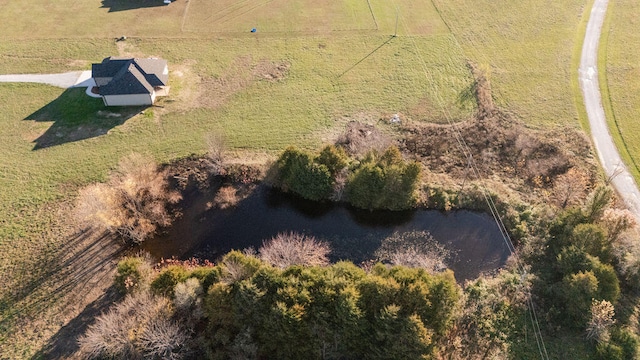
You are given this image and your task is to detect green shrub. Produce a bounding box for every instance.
[561,271,600,328]
[571,223,611,262]
[114,256,153,294]
[151,265,189,296]
[596,342,624,360]
[593,328,639,360]
[591,261,620,304]
[609,328,639,359]
[189,266,220,292]
[315,145,348,176]
[346,146,421,210]
[346,162,385,209]
[219,251,264,283]
[424,186,455,210]
[274,147,333,201]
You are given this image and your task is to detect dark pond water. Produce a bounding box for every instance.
[142,186,510,281]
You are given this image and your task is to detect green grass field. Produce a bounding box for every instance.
[432,0,590,128]
[601,0,640,182]
[0,0,603,357]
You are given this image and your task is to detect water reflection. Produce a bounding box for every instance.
[142,186,509,281]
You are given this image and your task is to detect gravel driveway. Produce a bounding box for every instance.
[579,0,640,221]
[0,70,93,88]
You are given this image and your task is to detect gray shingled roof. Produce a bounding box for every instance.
[92,57,168,95]
[100,64,155,95]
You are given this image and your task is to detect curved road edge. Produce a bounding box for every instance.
[579,0,640,221]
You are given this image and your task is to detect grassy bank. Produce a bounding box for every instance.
[601,0,640,182]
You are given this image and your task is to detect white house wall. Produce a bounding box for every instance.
[102,94,153,106]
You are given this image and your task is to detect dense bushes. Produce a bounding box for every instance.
[272,147,335,201]
[90,252,461,359]
[204,254,459,359]
[346,146,421,210]
[527,185,640,356]
[271,144,421,210]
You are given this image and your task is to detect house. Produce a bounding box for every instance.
[92,57,169,106]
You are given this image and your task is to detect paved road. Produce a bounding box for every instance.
[0,70,92,88]
[579,0,640,221]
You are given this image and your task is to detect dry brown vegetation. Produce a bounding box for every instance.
[76,153,182,244]
[400,112,592,189]
[375,230,449,273]
[335,120,393,156]
[395,66,598,206]
[586,299,616,343]
[78,291,190,360]
[212,186,239,209]
[258,232,331,269]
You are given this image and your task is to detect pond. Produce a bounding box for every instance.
[142,186,510,282]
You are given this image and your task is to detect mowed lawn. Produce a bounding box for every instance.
[183,0,376,32]
[0,0,475,356]
[602,0,640,182]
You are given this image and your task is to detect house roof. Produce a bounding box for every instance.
[92,57,168,95]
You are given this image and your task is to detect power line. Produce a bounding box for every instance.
[390,4,549,359]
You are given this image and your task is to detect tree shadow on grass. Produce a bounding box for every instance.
[101,0,167,12]
[32,286,123,360]
[2,228,129,359]
[24,88,147,150]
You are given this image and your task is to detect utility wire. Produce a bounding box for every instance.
[390,4,549,359]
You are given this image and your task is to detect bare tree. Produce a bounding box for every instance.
[600,208,636,243]
[552,168,589,209]
[138,316,190,360]
[78,291,190,359]
[259,232,330,269]
[205,133,226,176]
[375,230,449,273]
[76,153,182,243]
[586,299,616,343]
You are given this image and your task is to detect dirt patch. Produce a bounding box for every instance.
[252,60,290,81]
[197,56,290,109]
[163,155,213,190]
[335,120,393,156]
[394,62,598,201]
